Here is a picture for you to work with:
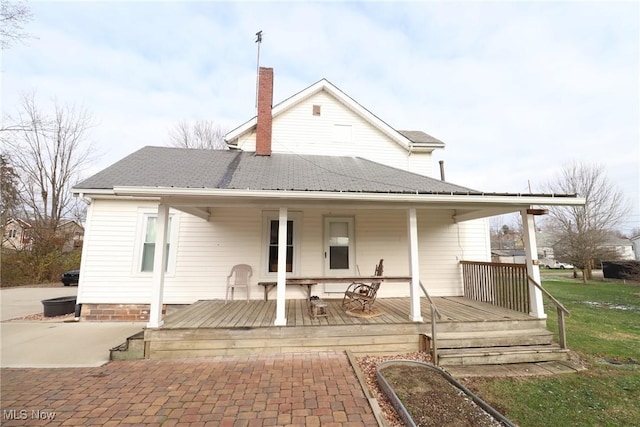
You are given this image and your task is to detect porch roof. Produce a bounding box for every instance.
[72,146,584,210]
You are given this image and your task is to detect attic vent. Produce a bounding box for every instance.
[312,105,321,116]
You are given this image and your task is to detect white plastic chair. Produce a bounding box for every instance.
[226,264,252,303]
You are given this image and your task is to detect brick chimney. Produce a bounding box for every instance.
[256,67,274,156]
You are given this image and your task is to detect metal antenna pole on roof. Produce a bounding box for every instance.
[255,30,263,111]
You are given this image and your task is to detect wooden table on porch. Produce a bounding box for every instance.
[257,276,413,301]
[258,279,319,301]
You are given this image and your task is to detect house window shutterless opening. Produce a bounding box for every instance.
[141,216,172,272]
[269,220,293,273]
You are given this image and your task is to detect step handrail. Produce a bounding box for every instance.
[419,280,442,320]
[527,275,570,315]
[527,275,570,349]
[419,280,441,364]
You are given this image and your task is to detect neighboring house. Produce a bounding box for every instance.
[1,218,33,251]
[73,67,584,327]
[631,235,640,261]
[538,231,635,266]
[491,249,526,264]
[599,235,635,261]
[1,218,83,252]
[536,231,556,262]
[56,220,84,252]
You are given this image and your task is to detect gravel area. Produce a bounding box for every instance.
[356,352,433,426]
[3,312,75,322]
[356,352,506,427]
[1,282,70,289]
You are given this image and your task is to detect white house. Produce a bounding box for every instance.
[2,218,33,251]
[631,235,640,261]
[600,235,636,261]
[73,67,584,328]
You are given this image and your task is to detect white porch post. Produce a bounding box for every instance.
[148,203,170,328]
[274,207,288,326]
[521,209,546,319]
[407,207,423,322]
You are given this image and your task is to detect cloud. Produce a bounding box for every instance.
[2,1,638,231]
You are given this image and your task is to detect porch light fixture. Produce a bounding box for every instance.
[526,208,548,216]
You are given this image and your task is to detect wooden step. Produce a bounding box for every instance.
[435,318,548,333]
[145,325,424,359]
[421,328,554,349]
[437,344,569,366]
[110,331,145,360]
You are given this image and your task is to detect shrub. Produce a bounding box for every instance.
[0,246,82,287]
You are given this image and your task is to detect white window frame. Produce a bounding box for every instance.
[332,124,352,143]
[132,209,179,276]
[261,211,302,277]
[323,216,356,276]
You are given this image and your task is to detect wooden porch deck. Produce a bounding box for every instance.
[140,297,549,359]
[160,297,534,329]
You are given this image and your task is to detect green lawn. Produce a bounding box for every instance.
[465,278,640,427]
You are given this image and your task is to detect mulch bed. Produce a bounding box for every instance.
[3,312,75,322]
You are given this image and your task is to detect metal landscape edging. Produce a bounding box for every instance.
[376,360,517,427]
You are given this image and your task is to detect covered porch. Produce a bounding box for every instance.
[125,259,573,365]
[141,198,569,329]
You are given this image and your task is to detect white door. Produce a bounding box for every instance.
[324,217,356,277]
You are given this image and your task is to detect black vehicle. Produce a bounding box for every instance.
[61,270,80,286]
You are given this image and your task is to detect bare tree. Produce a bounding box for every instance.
[543,161,630,282]
[1,0,33,49]
[1,153,21,220]
[489,214,524,250]
[168,120,228,150]
[5,93,95,236]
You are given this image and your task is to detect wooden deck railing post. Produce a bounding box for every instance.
[419,280,441,365]
[430,305,438,365]
[527,274,570,349]
[557,308,567,349]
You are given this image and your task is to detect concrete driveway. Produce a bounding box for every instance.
[1,286,79,321]
[1,286,144,368]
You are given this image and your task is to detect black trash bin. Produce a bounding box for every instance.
[41,296,77,317]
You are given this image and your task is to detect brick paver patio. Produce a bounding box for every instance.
[1,352,377,426]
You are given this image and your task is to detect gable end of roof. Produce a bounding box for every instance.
[225,78,445,153]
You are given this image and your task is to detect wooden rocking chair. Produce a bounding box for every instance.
[342,259,384,312]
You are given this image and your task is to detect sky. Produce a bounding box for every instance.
[2,1,639,233]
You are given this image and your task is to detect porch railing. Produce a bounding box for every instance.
[460,261,570,349]
[527,275,570,349]
[460,261,530,314]
[419,280,442,365]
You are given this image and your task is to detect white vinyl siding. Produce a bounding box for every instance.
[78,200,156,303]
[78,201,490,304]
[331,124,352,143]
[236,90,435,178]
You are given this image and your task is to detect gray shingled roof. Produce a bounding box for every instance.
[397,130,444,145]
[74,146,479,195]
